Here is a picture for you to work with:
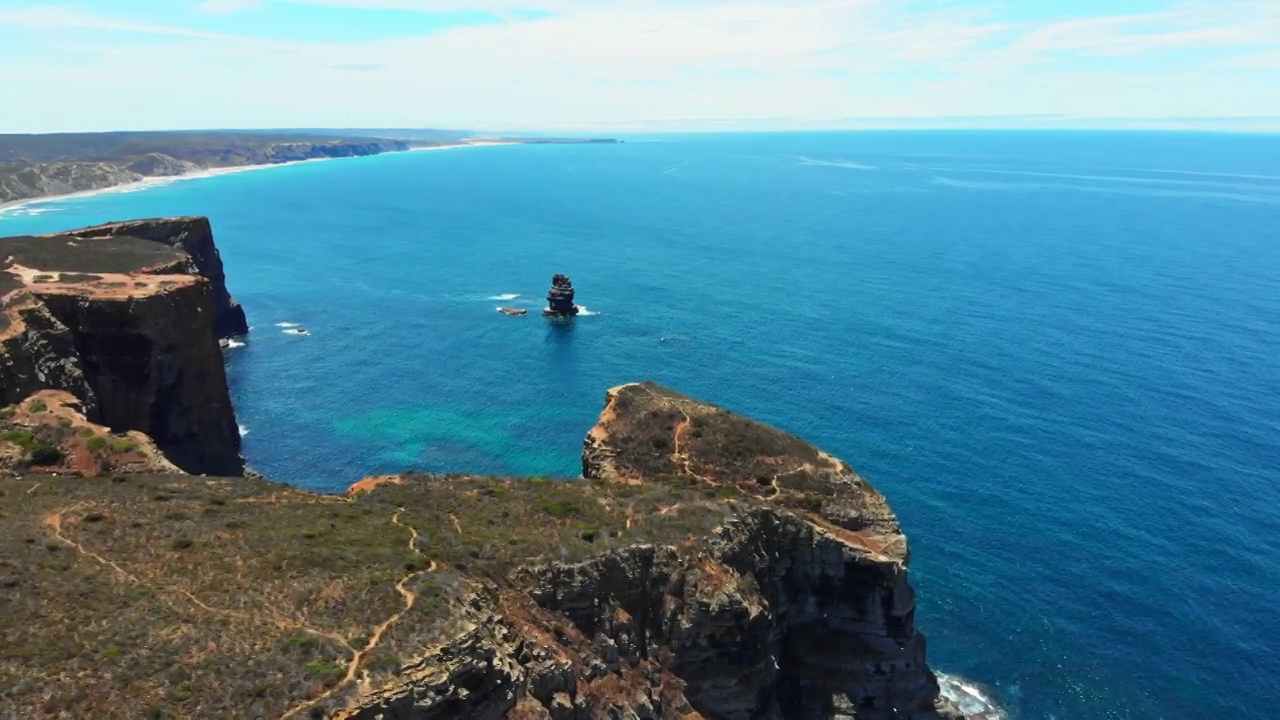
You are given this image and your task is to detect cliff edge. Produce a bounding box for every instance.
[0,219,243,474]
[0,384,978,720]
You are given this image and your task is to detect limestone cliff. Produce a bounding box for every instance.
[0,224,242,474]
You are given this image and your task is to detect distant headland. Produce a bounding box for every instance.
[0,131,620,207]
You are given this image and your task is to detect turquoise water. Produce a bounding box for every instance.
[3,132,1279,719]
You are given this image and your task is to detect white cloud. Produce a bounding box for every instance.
[0,0,1277,132]
[196,0,265,13]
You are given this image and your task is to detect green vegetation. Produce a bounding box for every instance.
[2,429,62,466]
[28,400,47,413]
[0,380,852,720]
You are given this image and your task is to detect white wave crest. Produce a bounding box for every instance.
[576,306,599,316]
[275,321,300,328]
[936,673,1004,719]
[238,424,249,437]
[283,328,310,336]
[224,338,246,349]
[798,156,878,171]
[489,293,520,300]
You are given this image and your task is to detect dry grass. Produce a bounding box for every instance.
[0,470,740,719]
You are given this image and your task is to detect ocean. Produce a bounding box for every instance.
[2,131,1278,719]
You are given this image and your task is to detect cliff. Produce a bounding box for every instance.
[62,217,249,339]
[0,384,979,719]
[0,132,619,206]
[0,222,243,474]
[0,133,411,205]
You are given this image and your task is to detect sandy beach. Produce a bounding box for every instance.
[0,141,513,217]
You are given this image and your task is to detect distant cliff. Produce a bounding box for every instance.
[0,131,620,205]
[0,133,411,204]
[0,219,243,474]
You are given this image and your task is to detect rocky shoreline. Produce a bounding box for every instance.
[0,217,994,719]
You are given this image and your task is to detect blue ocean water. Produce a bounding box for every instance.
[3,132,1279,719]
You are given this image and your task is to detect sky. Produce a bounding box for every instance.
[0,0,1277,133]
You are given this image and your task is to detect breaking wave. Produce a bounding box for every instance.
[489,293,520,301]
[275,321,300,328]
[936,673,1004,719]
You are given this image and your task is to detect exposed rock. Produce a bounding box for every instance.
[543,274,580,318]
[340,383,972,720]
[0,381,986,719]
[0,223,243,475]
[62,217,249,339]
[499,307,528,316]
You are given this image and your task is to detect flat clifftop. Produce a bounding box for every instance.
[0,381,971,720]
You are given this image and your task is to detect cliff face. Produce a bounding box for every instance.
[0,225,242,475]
[347,383,969,720]
[63,217,249,339]
[0,381,983,720]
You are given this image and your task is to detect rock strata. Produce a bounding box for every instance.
[543,274,580,318]
[0,379,985,719]
[0,221,243,474]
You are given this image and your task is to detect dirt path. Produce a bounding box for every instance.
[45,503,356,666]
[671,409,715,484]
[282,508,432,720]
[44,503,140,583]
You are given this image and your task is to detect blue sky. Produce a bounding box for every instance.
[0,0,1277,133]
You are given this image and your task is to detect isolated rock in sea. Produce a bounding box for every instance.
[0,221,243,475]
[543,273,580,317]
[498,306,528,316]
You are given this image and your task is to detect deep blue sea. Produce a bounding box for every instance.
[3,132,1278,719]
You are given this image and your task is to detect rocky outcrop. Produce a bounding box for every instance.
[63,217,249,339]
[543,274,580,318]
[0,224,243,474]
[0,390,183,476]
[344,383,974,720]
[0,379,991,719]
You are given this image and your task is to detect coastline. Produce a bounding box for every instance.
[0,141,512,217]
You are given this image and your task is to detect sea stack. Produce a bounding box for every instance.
[543,273,580,318]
